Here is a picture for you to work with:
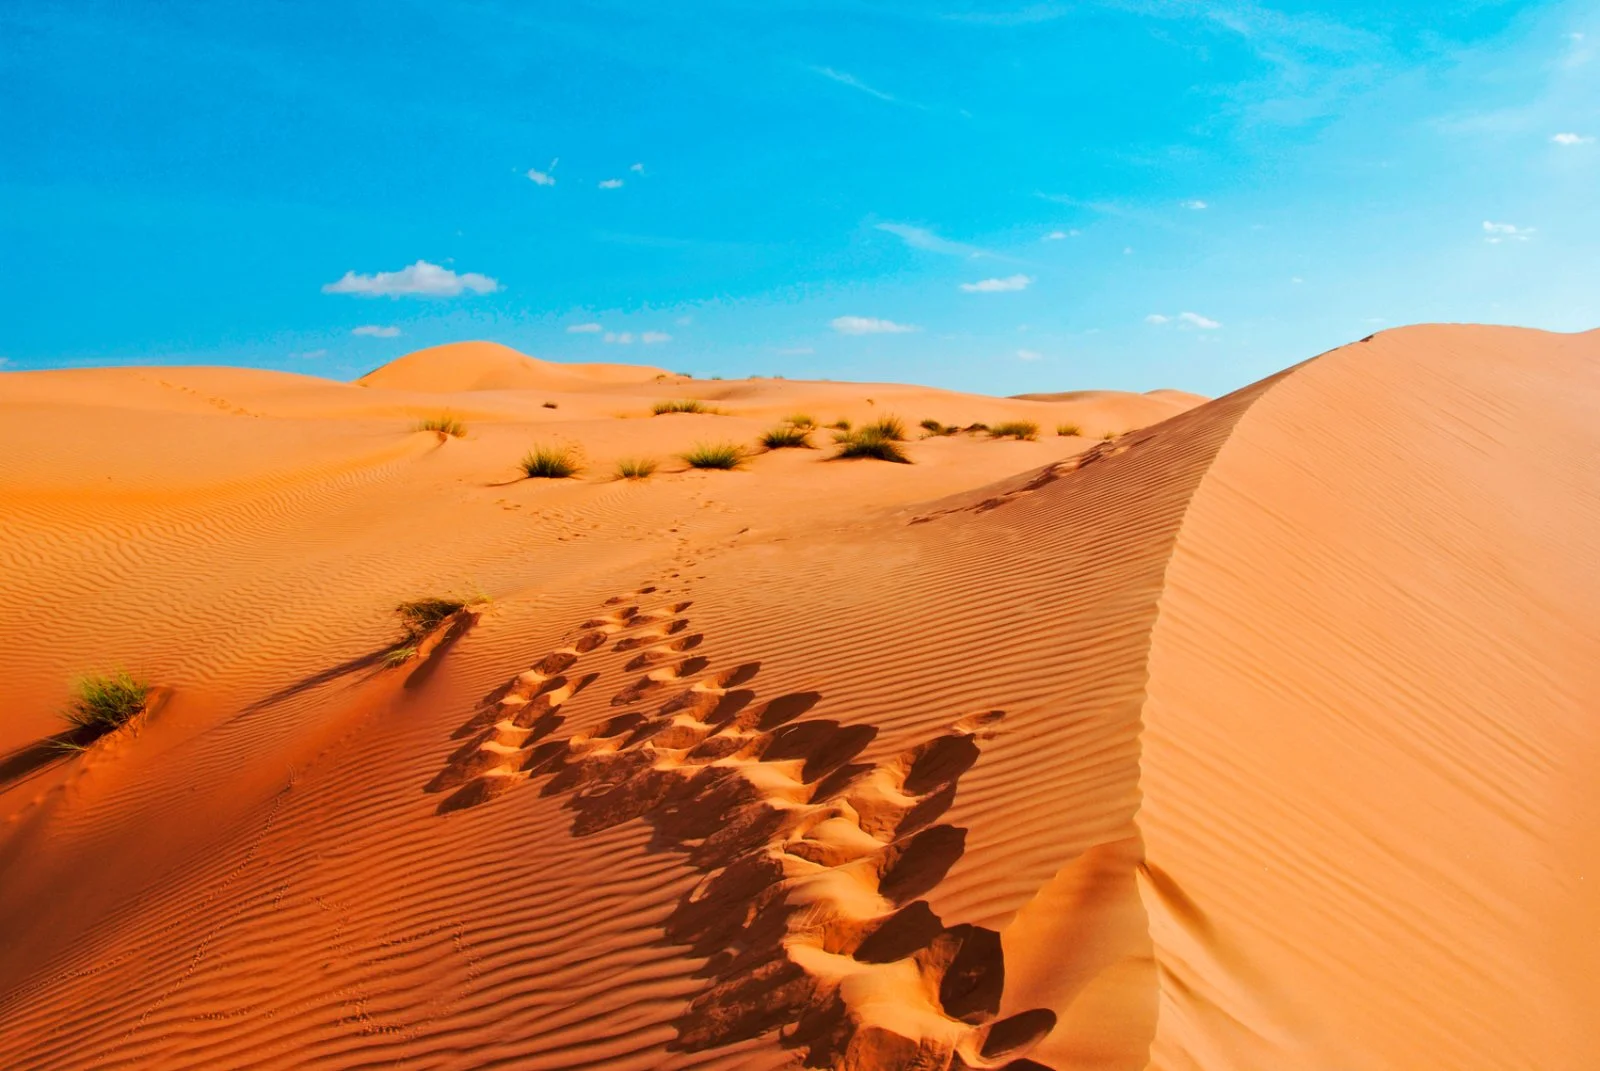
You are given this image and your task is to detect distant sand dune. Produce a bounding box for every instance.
[0,326,1593,1070]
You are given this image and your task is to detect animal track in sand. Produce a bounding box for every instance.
[424,588,1054,1069]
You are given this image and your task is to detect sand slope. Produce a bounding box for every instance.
[0,327,1593,1070]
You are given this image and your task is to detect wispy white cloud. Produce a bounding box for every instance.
[810,65,923,108]
[603,331,635,344]
[1145,314,1171,324]
[527,158,558,186]
[323,260,499,297]
[1182,199,1209,210]
[1043,229,1079,240]
[641,331,671,344]
[1552,132,1593,145]
[876,222,996,258]
[1016,348,1043,361]
[1483,220,1534,242]
[352,324,401,337]
[960,273,1032,293]
[674,315,694,327]
[1180,312,1222,329]
[598,178,624,189]
[831,315,919,335]
[566,322,603,333]
[630,162,645,173]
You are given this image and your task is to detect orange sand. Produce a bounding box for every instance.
[0,325,1594,1070]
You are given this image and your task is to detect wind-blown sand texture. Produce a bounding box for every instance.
[0,324,1594,1070]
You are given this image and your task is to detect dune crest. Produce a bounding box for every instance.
[0,325,1594,1070]
[356,340,673,393]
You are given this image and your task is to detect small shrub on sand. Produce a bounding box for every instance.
[785,413,815,428]
[830,418,851,431]
[616,457,658,480]
[396,597,466,643]
[761,425,812,449]
[682,442,744,469]
[520,445,581,478]
[652,399,709,416]
[63,671,149,738]
[833,427,910,464]
[862,414,907,441]
[919,418,957,437]
[962,422,990,434]
[415,416,466,437]
[989,421,1039,441]
[1101,430,1117,441]
[1056,422,1083,437]
[384,646,419,668]
[542,401,558,409]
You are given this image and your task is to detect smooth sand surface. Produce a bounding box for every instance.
[0,326,1593,1070]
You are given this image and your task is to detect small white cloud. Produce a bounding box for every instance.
[1179,312,1222,329]
[630,162,645,173]
[352,325,401,337]
[960,273,1032,293]
[603,331,634,344]
[1123,246,1133,255]
[1145,314,1170,325]
[1483,220,1533,242]
[323,260,499,297]
[1182,199,1209,210]
[566,322,604,334]
[1552,132,1593,145]
[831,315,919,335]
[1016,348,1043,361]
[1291,276,1305,284]
[598,178,624,189]
[674,315,694,327]
[641,331,671,344]
[527,157,559,186]
[1043,229,1080,240]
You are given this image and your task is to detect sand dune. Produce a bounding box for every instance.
[0,326,1593,1070]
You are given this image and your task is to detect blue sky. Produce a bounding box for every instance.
[2,1,1596,395]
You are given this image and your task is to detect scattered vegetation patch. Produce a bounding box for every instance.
[962,422,990,434]
[830,418,851,431]
[520,445,582,478]
[62,671,149,739]
[919,418,958,437]
[682,442,744,469]
[989,420,1039,441]
[862,414,907,441]
[542,401,558,409]
[1056,422,1083,437]
[652,399,710,416]
[415,416,466,437]
[833,427,910,463]
[760,425,812,449]
[785,413,815,428]
[616,457,659,480]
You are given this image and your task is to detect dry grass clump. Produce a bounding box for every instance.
[785,413,815,428]
[1101,430,1118,441]
[682,442,744,469]
[989,420,1039,441]
[1056,422,1083,437]
[616,457,659,480]
[962,422,990,434]
[919,418,958,437]
[520,445,581,478]
[396,597,467,643]
[761,425,812,449]
[653,399,710,415]
[832,426,910,463]
[62,671,149,739]
[830,418,851,431]
[415,416,466,437]
[862,414,907,441]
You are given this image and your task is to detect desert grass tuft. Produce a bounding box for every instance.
[962,422,990,434]
[542,401,558,409]
[520,445,581,478]
[415,415,466,437]
[1056,422,1083,437]
[682,442,744,469]
[785,413,815,428]
[989,420,1039,441]
[616,457,659,480]
[830,418,851,431]
[862,414,907,441]
[833,427,910,463]
[652,398,709,416]
[760,425,812,449]
[384,646,419,668]
[63,671,149,737]
[396,597,467,643]
[1101,430,1117,441]
[919,418,958,437]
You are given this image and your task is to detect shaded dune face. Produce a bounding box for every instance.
[0,325,1594,1070]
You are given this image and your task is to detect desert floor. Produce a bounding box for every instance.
[1,324,1595,1070]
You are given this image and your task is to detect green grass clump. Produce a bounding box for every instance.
[653,399,708,415]
[833,427,910,463]
[861,414,906,441]
[415,416,466,437]
[989,420,1039,441]
[1056,422,1083,437]
[761,425,812,449]
[616,457,659,479]
[785,413,815,428]
[520,445,581,478]
[682,442,744,469]
[63,671,149,737]
[384,646,419,668]
[396,597,467,643]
